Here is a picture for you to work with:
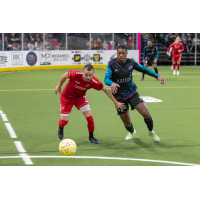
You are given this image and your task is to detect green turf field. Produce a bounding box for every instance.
[0,66,200,166]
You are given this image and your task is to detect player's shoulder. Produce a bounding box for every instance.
[108,58,117,67]
[91,75,101,84]
[68,70,83,79]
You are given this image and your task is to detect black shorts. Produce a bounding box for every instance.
[144,57,156,65]
[116,92,144,115]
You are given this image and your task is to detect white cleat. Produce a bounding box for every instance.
[177,71,179,75]
[125,129,138,141]
[149,130,160,143]
[173,70,176,75]
[171,66,173,69]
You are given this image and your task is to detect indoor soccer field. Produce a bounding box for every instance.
[0,66,200,166]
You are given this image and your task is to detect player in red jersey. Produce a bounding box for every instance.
[55,64,125,144]
[167,36,184,75]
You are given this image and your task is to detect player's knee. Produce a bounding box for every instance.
[141,111,150,119]
[80,105,90,113]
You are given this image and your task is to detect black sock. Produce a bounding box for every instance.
[89,132,94,138]
[154,68,158,74]
[142,72,145,79]
[125,123,134,133]
[144,116,153,131]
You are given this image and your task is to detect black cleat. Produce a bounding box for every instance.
[141,78,144,81]
[89,137,99,144]
[58,127,64,139]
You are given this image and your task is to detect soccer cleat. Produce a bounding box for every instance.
[173,70,176,75]
[89,137,99,144]
[58,126,64,139]
[177,71,180,75]
[141,78,144,81]
[125,129,138,141]
[149,130,160,143]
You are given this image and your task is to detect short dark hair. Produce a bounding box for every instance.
[84,64,94,71]
[147,39,152,43]
[117,45,127,51]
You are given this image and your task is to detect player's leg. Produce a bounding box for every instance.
[58,96,73,139]
[75,96,99,144]
[172,57,177,75]
[177,57,181,75]
[152,61,159,81]
[134,102,160,143]
[120,110,138,141]
[141,60,148,81]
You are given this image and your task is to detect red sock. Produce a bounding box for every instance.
[86,116,95,132]
[59,119,68,128]
[177,63,180,71]
[173,64,176,70]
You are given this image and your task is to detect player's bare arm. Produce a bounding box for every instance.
[55,72,68,95]
[102,86,125,111]
[157,76,166,86]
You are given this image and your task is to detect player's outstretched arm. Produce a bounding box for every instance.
[55,72,68,95]
[102,86,125,111]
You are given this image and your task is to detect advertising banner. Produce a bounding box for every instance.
[90,50,105,65]
[0,52,9,68]
[10,52,23,67]
[51,51,71,65]
[40,51,51,65]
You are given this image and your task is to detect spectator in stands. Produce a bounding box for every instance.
[105,33,112,43]
[174,33,180,39]
[121,38,127,46]
[102,40,108,50]
[192,36,200,53]
[23,41,29,50]
[51,37,59,49]
[45,45,50,50]
[142,34,149,49]
[168,34,174,46]
[128,36,133,46]
[35,37,43,50]
[44,37,50,48]
[100,33,105,42]
[186,37,193,53]
[4,36,8,49]
[107,41,116,50]
[9,33,20,47]
[165,34,169,47]
[27,38,35,50]
[95,38,102,49]
[180,33,187,52]
[15,44,21,50]
[27,33,34,43]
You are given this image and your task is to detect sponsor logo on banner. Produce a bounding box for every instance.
[52,54,69,62]
[11,52,23,66]
[71,51,82,53]
[92,54,103,64]
[72,54,81,63]
[83,54,92,64]
[26,52,37,66]
[96,50,104,53]
[40,52,51,65]
[0,53,8,67]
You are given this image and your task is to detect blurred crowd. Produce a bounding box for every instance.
[141,33,200,53]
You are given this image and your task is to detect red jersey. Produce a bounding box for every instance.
[167,42,184,57]
[61,70,104,100]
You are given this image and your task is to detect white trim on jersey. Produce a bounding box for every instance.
[61,114,69,116]
[80,105,90,112]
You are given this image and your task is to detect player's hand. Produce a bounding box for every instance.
[143,59,145,64]
[178,50,181,53]
[115,102,125,111]
[111,83,120,94]
[157,76,165,86]
[154,59,157,63]
[167,52,169,55]
[55,85,61,95]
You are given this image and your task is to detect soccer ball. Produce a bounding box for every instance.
[59,139,77,156]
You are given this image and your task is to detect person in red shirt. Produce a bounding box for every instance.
[55,64,125,144]
[167,36,184,75]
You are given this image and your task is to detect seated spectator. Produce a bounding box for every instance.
[35,37,43,50]
[45,45,50,50]
[95,38,102,49]
[107,41,116,50]
[23,42,29,50]
[4,36,8,49]
[128,36,133,46]
[27,33,34,43]
[44,37,50,48]
[192,36,200,52]
[91,37,95,49]
[121,38,127,45]
[51,37,59,49]
[186,37,193,53]
[27,38,35,50]
[102,40,108,50]
[15,44,21,50]
[174,33,180,39]
[180,33,187,52]
[9,33,20,47]
[168,34,174,46]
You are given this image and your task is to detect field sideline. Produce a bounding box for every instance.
[0,66,200,166]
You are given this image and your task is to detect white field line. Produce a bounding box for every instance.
[4,123,17,138]
[0,155,198,166]
[0,72,14,74]
[103,67,107,69]
[1,113,8,121]
[14,141,26,153]
[19,153,33,165]
[0,110,3,114]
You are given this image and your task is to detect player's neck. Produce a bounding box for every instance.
[117,58,126,64]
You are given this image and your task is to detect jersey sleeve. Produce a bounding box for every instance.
[67,70,76,79]
[133,61,159,78]
[167,43,174,52]
[91,77,104,91]
[180,43,184,52]
[155,47,159,59]
[104,62,115,86]
[143,47,146,59]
